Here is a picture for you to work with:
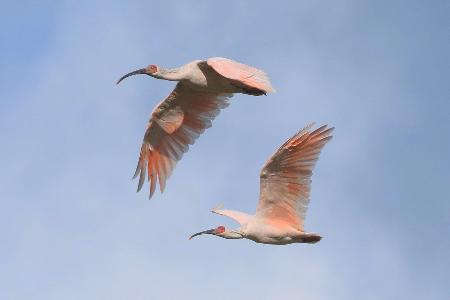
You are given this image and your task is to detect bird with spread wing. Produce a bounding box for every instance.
[117,57,275,198]
[190,124,333,245]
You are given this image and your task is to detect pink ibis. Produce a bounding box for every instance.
[189,124,333,245]
[117,57,275,198]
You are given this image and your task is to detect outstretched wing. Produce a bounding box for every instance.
[134,82,231,198]
[211,205,252,226]
[255,124,333,230]
[206,57,275,94]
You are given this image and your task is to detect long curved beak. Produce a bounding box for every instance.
[116,68,148,85]
[188,229,215,240]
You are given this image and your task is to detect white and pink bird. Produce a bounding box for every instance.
[117,57,275,198]
[189,124,333,245]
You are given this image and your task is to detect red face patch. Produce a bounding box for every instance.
[215,226,225,234]
[147,64,158,74]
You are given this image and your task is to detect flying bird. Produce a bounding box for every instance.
[117,57,275,198]
[189,124,333,245]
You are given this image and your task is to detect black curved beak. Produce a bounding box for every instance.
[116,68,148,85]
[188,229,215,240]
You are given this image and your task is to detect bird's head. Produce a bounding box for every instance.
[189,225,243,240]
[116,64,160,84]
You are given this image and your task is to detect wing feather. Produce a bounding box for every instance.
[255,124,333,230]
[134,82,231,198]
[207,57,275,93]
[211,205,252,226]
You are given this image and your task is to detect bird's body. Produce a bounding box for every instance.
[240,222,322,245]
[189,124,333,245]
[156,60,229,93]
[117,57,274,198]
[152,59,273,95]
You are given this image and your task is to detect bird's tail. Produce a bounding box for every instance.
[302,233,322,244]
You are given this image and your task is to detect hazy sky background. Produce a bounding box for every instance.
[1,1,449,299]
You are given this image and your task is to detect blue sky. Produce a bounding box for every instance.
[1,1,449,299]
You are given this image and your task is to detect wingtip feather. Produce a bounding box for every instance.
[132,163,141,180]
[137,163,146,192]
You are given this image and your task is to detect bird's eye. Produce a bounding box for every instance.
[147,64,157,73]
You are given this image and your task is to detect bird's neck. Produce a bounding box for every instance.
[157,67,187,81]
